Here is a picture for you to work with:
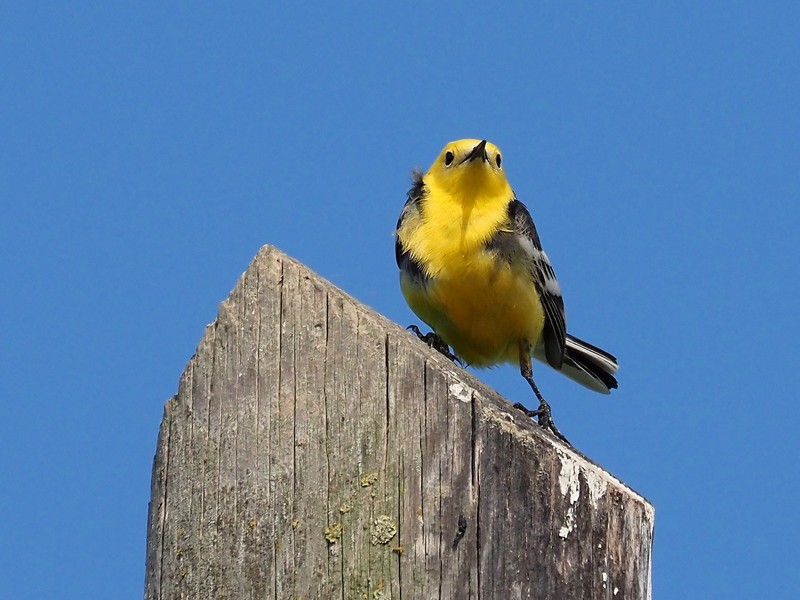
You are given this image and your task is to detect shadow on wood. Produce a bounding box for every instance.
[144,245,654,599]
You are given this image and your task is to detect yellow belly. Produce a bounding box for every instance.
[401,253,544,367]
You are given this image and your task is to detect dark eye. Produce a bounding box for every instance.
[444,151,455,166]
[495,154,502,167]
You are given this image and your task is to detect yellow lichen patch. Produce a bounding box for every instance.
[324,522,342,544]
[370,515,397,545]
[339,503,352,514]
[247,518,256,530]
[360,472,379,487]
[392,545,405,555]
[291,518,300,529]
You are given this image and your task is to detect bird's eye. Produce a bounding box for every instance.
[444,151,455,166]
[495,154,502,167]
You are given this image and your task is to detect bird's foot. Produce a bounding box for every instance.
[512,400,571,447]
[406,325,464,365]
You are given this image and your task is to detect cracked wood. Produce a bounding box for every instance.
[144,245,654,600]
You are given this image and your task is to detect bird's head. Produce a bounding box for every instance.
[425,139,512,202]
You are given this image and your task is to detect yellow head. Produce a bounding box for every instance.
[424,139,512,202]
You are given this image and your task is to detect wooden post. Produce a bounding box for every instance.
[144,245,654,599]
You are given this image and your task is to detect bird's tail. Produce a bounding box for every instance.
[556,334,618,394]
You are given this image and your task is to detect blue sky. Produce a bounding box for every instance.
[2,3,798,598]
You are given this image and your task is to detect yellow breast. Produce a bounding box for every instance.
[400,180,545,366]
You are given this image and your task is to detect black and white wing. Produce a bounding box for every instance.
[506,199,568,369]
[487,197,618,393]
[395,170,428,285]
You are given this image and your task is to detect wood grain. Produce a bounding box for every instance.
[144,245,654,599]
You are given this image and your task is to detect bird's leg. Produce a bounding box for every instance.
[514,351,571,446]
[406,325,463,365]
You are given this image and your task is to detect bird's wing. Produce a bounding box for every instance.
[394,170,428,282]
[488,198,567,369]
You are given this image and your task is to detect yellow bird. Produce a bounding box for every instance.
[395,139,618,442]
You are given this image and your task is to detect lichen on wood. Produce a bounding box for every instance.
[144,245,654,600]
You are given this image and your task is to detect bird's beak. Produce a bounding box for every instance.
[461,140,489,164]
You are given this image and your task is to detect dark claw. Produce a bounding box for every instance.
[512,401,571,447]
[406,325,464,365]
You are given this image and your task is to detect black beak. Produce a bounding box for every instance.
[461,139,489,164]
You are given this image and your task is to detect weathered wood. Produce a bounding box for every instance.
[145,245,654,599]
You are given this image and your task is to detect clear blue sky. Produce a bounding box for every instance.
[2,3,798,598]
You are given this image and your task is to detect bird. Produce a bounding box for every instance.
[394,139,618,443]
